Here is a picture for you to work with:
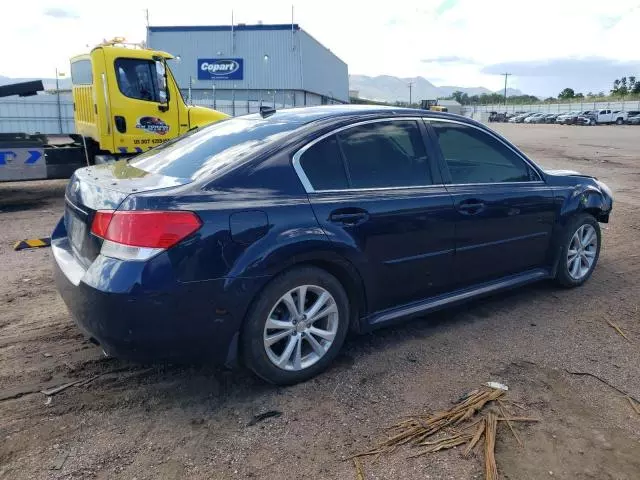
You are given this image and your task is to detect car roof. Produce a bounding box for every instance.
[238,104,463,125]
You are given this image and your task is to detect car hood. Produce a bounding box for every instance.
[544,168,595,179]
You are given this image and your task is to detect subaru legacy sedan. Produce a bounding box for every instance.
[53,105,613,385]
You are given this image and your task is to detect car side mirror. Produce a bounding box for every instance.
[155,59,170,112]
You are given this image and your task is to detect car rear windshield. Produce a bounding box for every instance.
[129,116,303,180]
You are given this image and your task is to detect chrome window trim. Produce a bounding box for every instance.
[291,116,546,194]
[292,117,431,194]
[443,181,546,188]
[424,117,544,183]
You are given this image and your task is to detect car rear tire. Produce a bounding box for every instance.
[241,266,350,385]
[616,118,624,125]
[555,214,601,288]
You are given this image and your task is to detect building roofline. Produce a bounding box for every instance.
[148,24,300,33]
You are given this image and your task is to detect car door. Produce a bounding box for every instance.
[598,109,610,123]
[426,119,556,287]
[293,118,456,312]
[109,57,179,154]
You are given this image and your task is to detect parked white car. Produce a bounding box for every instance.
[595,109,627,125]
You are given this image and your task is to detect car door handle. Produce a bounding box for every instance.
[329,209,370,225]
[457,200,485,215]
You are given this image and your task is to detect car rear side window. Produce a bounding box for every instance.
[298,120,431,191]
[298,135,349,190]
[430,121,537,184]
[130,117,302,180]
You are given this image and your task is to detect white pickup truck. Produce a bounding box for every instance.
[594,109,628,125]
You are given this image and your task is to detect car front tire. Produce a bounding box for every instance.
[555,213,601,287]
[241,266,350,385]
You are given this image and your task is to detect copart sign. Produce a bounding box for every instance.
[197,58,243,80]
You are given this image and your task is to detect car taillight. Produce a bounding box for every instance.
[91,210,202,261]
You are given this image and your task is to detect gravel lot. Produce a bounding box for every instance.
[1,124,639,480]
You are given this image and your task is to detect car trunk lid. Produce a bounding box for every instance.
[64,160,190,266]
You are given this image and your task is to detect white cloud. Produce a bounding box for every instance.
[1,0,638,95]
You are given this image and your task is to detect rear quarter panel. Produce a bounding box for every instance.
[124,148,368,280]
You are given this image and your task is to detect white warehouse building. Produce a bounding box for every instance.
[147,23,349,115]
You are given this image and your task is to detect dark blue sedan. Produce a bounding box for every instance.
[53,105,613,384]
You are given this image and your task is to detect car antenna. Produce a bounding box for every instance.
[260,106,276,118]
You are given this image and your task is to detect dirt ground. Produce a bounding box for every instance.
[1,124,639,480]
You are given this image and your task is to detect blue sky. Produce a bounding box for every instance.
[2,0,639,96]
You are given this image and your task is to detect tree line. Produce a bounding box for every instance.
[446,91,539,106]
[445,75,640,105]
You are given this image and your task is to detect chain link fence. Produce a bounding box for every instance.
[0,89,343,135]
[467,100,640,118]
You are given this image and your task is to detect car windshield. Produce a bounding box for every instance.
[130,115,303,180]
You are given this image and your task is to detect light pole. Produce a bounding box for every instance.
[408,81,414,106]
[55,68,65,133]
[232,83,236,116]
[263,54,270,108]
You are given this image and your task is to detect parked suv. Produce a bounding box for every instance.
[52,106,613,384]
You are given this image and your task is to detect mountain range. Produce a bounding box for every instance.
[349,74,523,103]
[1,74,524,103]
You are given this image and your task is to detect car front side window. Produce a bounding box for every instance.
[114,58,162,103]
[430,121,538,184]
[297,119,432,191]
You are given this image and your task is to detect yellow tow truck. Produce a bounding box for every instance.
[1,39,229,182]
[71,38,229,162]
[420,99,448,112]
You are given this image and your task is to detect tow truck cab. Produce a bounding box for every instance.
[70,43,228,161]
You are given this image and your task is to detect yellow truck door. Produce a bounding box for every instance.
[106,53,179,154]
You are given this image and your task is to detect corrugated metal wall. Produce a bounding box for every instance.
[300,31,349,102]
[148,25,348,102]
[0,94,74,134]
[149,27,302,91]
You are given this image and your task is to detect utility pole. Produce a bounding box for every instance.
[408,81,414,106]
[502,73,511,108]
[144,9,150,46]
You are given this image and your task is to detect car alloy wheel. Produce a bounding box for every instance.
[263,285,339,371]
[567,224,598,281]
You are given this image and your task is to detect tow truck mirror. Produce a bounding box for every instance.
[154,58,170,112]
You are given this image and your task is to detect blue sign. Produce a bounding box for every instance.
[197,58,243,80]
[0,150,42,165]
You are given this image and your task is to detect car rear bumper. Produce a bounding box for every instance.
[52,221,267,366]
